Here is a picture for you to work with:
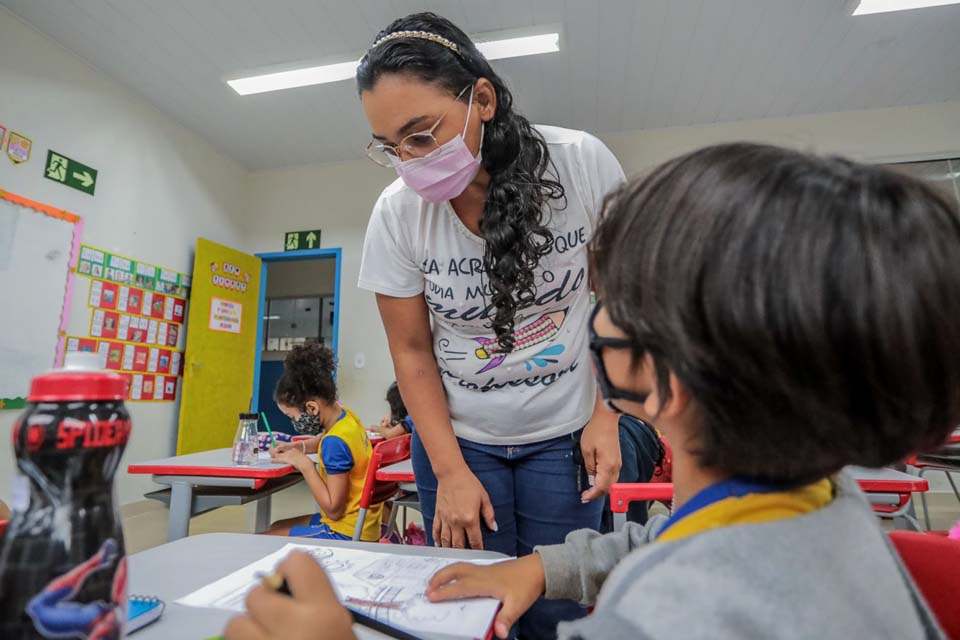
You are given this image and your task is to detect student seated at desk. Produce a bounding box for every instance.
[226,144,960,640]
[376,381,415,440]
[264,342,382,542]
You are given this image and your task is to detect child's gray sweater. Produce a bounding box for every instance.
[536,471,944,639]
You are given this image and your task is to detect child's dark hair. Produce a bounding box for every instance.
[274,342,337,408]
[357,12,564,352]
[591,143,960,483]
[385,382,408,424]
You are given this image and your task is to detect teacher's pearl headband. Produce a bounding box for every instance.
[370,30,462,57]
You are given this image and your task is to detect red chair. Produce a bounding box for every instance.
[611,472,929,529]
[889,531,960,639]
[352,434,411,542]
[907,437,960,531]
[610,483,675,530]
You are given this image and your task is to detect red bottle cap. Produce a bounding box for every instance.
[28,371,128,402]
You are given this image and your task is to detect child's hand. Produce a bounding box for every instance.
[275,438,318,455]
[224,551,354,640]
[271,446,311,473]
[426,554,546,639]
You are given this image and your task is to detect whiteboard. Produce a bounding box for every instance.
[0,197,77,402]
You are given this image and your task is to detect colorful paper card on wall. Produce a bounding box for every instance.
[44,149,98,195]
[66,337,98,353]
[104,342,124,370]
[209,297,242,333]
[6,131,32,164]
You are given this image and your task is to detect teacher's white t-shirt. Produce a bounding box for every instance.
[358,126,625,445]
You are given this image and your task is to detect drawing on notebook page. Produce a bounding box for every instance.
[176,543,503,639]
[305,547,352,573]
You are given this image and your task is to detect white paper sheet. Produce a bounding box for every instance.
[176,543,502,640]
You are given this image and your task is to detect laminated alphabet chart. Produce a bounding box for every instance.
[71,244,190,402]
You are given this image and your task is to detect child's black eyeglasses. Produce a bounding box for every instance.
[588,302,649,414]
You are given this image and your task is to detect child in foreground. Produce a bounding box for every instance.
[264,342,382,541]
[226,143,960,639]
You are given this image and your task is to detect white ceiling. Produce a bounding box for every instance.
[4,0,960,170]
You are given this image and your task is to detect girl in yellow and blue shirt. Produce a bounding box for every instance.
[265,342,382,542]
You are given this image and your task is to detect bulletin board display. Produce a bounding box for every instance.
[0,189,82,410]
[71,244,191,403]
[77,244,191,297]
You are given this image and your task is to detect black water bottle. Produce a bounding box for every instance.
[0,353,131,639]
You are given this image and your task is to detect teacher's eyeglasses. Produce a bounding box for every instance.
[588,302,649,415]
[365,84,472,168]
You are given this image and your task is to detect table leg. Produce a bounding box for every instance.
[167,481,193,541]
[254,495,272,533]
[613,512,627,531]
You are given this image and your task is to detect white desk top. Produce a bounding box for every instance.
[128,532,504,639]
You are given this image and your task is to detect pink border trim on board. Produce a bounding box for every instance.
[55,218,83,367]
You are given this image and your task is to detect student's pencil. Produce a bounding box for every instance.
[259,573,424,640]
[260,412,277,449]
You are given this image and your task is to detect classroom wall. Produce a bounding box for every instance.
[0,10,248,504]
[603,100,960,176]
[241,99,960,428]
[243,161,395,425]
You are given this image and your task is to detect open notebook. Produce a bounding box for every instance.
[177,543,501,640]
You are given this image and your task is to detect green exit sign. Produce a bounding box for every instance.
[284,229,322,251]
[44,150,98,195]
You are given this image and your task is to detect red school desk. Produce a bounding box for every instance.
[128,447,308,542]
[610,465,929,531]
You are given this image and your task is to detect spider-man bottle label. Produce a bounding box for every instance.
[0,367,130,640]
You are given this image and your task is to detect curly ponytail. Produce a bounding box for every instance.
[357,12,565,351]
[274,341,338,408]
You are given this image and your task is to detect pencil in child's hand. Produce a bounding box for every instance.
[258,571,424,639]
[257,571,291,595]
[260,412,278,449]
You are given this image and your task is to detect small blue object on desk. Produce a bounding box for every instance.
[127,595,165,634]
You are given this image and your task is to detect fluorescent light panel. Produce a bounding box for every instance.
[853,0,960,14]
[227,32,559,95]
[228,60,359,96]
[476,33,559,61]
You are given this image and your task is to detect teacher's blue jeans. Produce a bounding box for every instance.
[411,429,603,640]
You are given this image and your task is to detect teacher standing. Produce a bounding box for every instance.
[356,13,624,637]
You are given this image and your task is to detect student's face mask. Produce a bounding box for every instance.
[292,412,322,435]
[392,87,483,204]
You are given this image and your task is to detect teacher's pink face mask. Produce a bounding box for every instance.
[391,87,483,203]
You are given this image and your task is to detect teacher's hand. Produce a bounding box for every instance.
[579,412,622,502]
[434,467,498,550]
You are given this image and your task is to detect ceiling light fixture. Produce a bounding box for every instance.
[227,28,560,96]
[853,0,960,15]
[475,32,560,61]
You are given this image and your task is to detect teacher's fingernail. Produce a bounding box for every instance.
[491,521,499,532]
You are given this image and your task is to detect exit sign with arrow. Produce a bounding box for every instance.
[284,229,322,251]
[44,150,98,195]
